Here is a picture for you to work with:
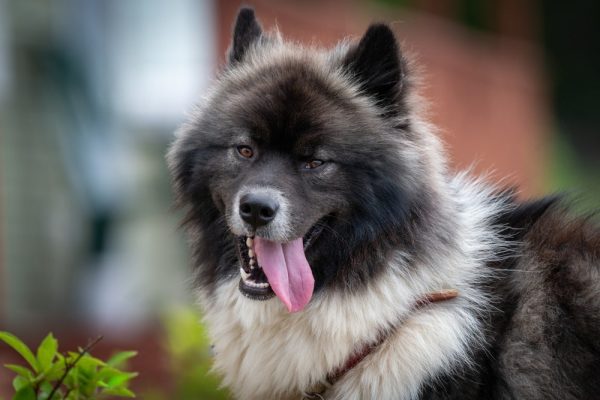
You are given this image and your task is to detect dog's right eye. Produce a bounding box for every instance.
[303,159,324,170]
[237,145,254,159]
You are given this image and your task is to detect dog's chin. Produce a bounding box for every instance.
[235,219,326,301]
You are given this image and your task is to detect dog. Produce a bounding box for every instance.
[167,8,600,400]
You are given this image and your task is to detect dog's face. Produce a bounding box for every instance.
[201,65,356,243]
[168,9,423,312]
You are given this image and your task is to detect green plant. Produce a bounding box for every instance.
[0,331,138,400]
[140,307,229,400]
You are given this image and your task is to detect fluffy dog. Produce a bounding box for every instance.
[167,8,600,399]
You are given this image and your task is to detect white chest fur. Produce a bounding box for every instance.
[201,269,486,399]
[199,176,505,399]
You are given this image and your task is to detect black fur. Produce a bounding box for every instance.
[229,7,263,64]
[168,8,600,399]
[172,62,432,293]
[495,193,562,241]
[421,199,600,399]
[170,20,438,295]
[343,24,406,109]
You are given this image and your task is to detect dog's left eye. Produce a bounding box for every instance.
[237,145,254,159]
[303,160,324,169]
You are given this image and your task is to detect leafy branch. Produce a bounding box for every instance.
[0,331,138,400]
[46,335,103,400]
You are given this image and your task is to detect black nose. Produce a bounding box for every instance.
[239,193,280,228]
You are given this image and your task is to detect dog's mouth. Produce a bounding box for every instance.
[236,222,325,312]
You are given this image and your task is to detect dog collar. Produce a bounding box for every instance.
[303,289,459,399]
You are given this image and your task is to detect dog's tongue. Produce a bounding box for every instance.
[254,237,314,313]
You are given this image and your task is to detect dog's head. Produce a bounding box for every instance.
[168,8,434,312]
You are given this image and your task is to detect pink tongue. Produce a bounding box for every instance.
[253,237,314,313]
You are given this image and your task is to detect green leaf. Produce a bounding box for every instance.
[97,366,135,382]
[63,366,76,388]
[97,380,109,388]
[44,359,66,381]
[80,353,106,367]
[36,333,58,371]
[107,351,137,368]
[101,386,136,398]
[66,351,105,369]
[12,386,35,400]
[107,372,138,388]
[4,364,33,379]
[0,332,39,372]
[12,376,28,392]
[36,381,54,400]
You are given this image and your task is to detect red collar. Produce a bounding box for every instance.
[325,289,459,386]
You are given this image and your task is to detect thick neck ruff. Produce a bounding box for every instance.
[304,289,459,398]
[198,175,509,400]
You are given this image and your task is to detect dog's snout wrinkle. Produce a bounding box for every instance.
[239,192,280,228]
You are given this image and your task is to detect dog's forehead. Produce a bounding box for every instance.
[223,62,352,149]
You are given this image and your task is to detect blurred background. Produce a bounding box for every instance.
[0,0,598,398]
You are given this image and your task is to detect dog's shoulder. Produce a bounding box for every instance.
[513,200,600,330]
[497,200,600,399]
[421,198,600,399]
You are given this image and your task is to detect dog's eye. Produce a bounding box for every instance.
[304,160,324,169]
[237,145,254,159]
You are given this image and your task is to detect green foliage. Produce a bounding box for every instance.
[547,132,600,213]
[142,307,229,400]
[0,331,138,400]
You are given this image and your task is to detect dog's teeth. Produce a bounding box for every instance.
[240,268,250,280]
[246,237,253,247]
[248,249,254,258]
[244,280,270,289]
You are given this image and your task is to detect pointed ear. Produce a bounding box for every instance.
[228,7,263,64]
[343,24,405,107]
